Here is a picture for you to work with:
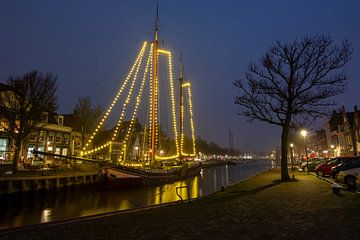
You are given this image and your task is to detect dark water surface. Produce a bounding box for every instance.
[0,159,273,229]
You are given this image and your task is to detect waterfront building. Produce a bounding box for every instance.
[26,112,73,166]
[0,83,16,163]
[324,106,360,157]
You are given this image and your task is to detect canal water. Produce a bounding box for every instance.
[0,159,273,229]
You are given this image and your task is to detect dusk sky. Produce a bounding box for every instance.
[1,0,359,152]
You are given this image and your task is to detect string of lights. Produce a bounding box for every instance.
[81,42,148,156]
[80,44,196,160]
[109,43,147,142]
[186,83,196,156]
[153,49,179,160]
[120,44,153,161]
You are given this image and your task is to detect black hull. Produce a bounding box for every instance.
[100,164,202,189]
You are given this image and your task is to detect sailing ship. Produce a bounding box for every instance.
[82,6,201,188]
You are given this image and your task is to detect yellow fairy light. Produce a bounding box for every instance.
[187,86,196,155]
[110,42,147,142]
[82,42,148,154]
[166,51,179,155]
[148,46,154,151]
[155,63,159,149]
[120,44,153,161]
[181,83,197,156]
[150,49,179,158]
[155,154,179,160]
[157,49,171,55]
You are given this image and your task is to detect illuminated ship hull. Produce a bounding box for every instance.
[100,163,202,188]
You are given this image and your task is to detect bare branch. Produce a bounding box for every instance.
[234,34,352,181]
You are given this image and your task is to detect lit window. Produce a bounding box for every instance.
[0,139,8,152]
[29,132,37,141]
[55,148,61,155]
[55,133,62,143]
[58,116,64,126]
[62,148,68,156]
[39,131,46,142]
[42,112,48,123]
[48,132,54,142]
[0,121,5,131]
[64,134,69,144]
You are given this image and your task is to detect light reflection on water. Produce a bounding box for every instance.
[0,160,272,229]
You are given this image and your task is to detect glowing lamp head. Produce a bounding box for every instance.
[300,130,308,138]
[290,143,294,148]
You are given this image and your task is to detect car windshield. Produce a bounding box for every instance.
[343,158,355,166]
[326,158,340,165]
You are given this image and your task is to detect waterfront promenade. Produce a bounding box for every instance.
[1,168,360,240]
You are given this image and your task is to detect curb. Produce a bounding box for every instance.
[0,201,187,236]
[310,172,360,196]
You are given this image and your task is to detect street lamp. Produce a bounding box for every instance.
[323,150,328,158]
[300,130,309,174]
[134,146,139,160]
[330,144,335,157]
[290,143,294,171]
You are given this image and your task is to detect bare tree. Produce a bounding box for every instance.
[0,71,57,172]
[234,35,352,181]
[73,96,102,148]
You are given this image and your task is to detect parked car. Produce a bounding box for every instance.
[330,157,360,178]
[315,157,353,177]
[300,158,327,172]
[335,164,360,190]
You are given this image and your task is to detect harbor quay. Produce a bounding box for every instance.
[0,170,100,194]
[1,168,359,240]
[0,159,233,195]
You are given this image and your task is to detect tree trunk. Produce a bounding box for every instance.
[351,128,357,156]
[81,127,85,149]
[280,124,290,181]
[13,139,22,173]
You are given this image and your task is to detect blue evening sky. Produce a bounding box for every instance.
[0,0,359,152]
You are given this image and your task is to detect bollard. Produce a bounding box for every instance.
[331,183,343,195]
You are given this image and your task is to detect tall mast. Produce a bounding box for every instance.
[151,4,159,161]
[179,52,184,160]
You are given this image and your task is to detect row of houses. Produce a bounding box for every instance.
[0,82,88,166]
[0,110,82,164]
[0,113,153,167]
[311,105,360,157]
[0,82,147,167]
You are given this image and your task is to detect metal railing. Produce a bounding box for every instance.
[176,186,190,202]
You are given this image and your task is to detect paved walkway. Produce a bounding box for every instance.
[1,168,360,240]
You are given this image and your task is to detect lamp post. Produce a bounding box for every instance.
[290,143,294,171]
[330,144,335,157]
[323,150,328,158]
[134,146,139,160]
[300,130,309,174]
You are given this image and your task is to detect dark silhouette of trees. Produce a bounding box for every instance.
[195,137,230,155]
[234,35,352,181]
[0,71,57,172]
[73,96,102,148]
